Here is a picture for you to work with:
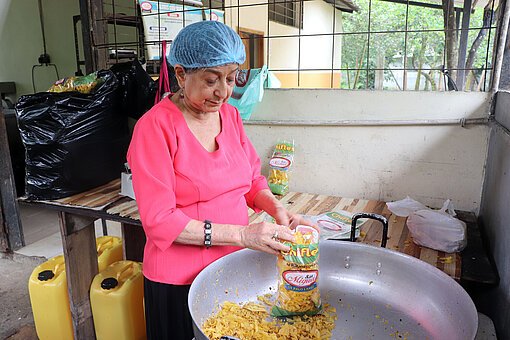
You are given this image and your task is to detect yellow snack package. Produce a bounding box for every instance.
[48,72,104,94]
[267,140,294,195]
[271,225,322,317]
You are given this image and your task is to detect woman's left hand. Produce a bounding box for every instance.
[272,206,319,232]
[253,189,319,233]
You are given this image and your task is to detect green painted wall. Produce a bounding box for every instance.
[0,0,80,102]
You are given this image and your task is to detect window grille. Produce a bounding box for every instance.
[202,0,225,10]
[82,0,502,91]
[269,0,303,28]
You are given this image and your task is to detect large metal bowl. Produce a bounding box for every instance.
[189,240,478,339]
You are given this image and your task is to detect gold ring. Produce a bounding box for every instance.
[272,230,279,239]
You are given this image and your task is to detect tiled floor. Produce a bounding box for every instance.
[15,204,122,259]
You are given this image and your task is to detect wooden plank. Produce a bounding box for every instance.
[249,192,320,225]
[419,247,439,267]
[282,192,317,216]
[305,194,343,216]
[106,199,141,222]
[297,194,320,215]
[385,214,406,252]
[441,252,459,279]
[311,195,342,215]
[121,223,146,262]
[59,212,97,340]
[56,179,121,207]
[106,199,137,216]
[0,108,24,250]
[91,0,109,71]
[402,223,422,259]
[78,0,95,74]
[55,179,120,204]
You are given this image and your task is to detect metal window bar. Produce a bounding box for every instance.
[330,0,336,88]
[441,1,448,91]
[267,0,271,70]
[92,24,499,49]
[297,0,302,86]
[93,0,499,91]
[366,0,371,89]
[403,0,409,90]
[100,0,489,22]
[112,0,118,64]
[484,0,497,91]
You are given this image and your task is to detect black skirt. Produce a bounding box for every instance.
[144,277,195,340]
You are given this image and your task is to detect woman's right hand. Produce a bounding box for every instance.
[240,222,296,255]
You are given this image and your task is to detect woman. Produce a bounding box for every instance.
[127,21,315,340]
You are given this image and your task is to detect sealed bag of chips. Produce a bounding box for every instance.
[267,140,294,195]
[271,225,322,317]
[49,72,104,94]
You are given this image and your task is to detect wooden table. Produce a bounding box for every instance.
[249,191,461,279]
[19,178,493,339]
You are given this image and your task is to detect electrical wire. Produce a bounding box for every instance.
[32,64,60,93]
[38,0,47,57]
[31,0,60,93]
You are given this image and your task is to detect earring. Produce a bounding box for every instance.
[180,88,185,98]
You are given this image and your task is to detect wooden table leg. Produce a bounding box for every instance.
[0,108,24,251]
[121,222,146,262]
[59,211,98,340]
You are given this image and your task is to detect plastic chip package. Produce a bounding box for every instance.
[267,140,294,195]
[271,225,322,317]
[48,72,104,94]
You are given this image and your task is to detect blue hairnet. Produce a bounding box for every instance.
[168,21,246,68]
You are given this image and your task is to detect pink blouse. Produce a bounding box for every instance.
[127,97,269,284]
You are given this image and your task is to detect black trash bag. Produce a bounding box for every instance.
[110,59,158,119]
[15,70,130,200]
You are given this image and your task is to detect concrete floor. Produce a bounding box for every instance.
[0,205,498,340]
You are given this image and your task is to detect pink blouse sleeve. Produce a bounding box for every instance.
[234,110,270,212]
[127,114,192,252]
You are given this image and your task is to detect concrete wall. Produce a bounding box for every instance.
[245,89,491,211]
[0,0,80,101]
[478,91,510,339]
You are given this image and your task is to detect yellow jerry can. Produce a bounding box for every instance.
[28,255,74,340]
[96,236,123,272]
[90,261,146,340]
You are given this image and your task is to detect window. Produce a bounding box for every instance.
[88,0,501,91]
[269,0,303,28]
[338,0,498,91]
[202,0,225,10]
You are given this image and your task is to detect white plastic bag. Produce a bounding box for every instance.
[386,196,428,217]
[387,197,467,253]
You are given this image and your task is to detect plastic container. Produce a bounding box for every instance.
[90,261,146,340]
[28,255,74,340]
[96,236,123,272]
